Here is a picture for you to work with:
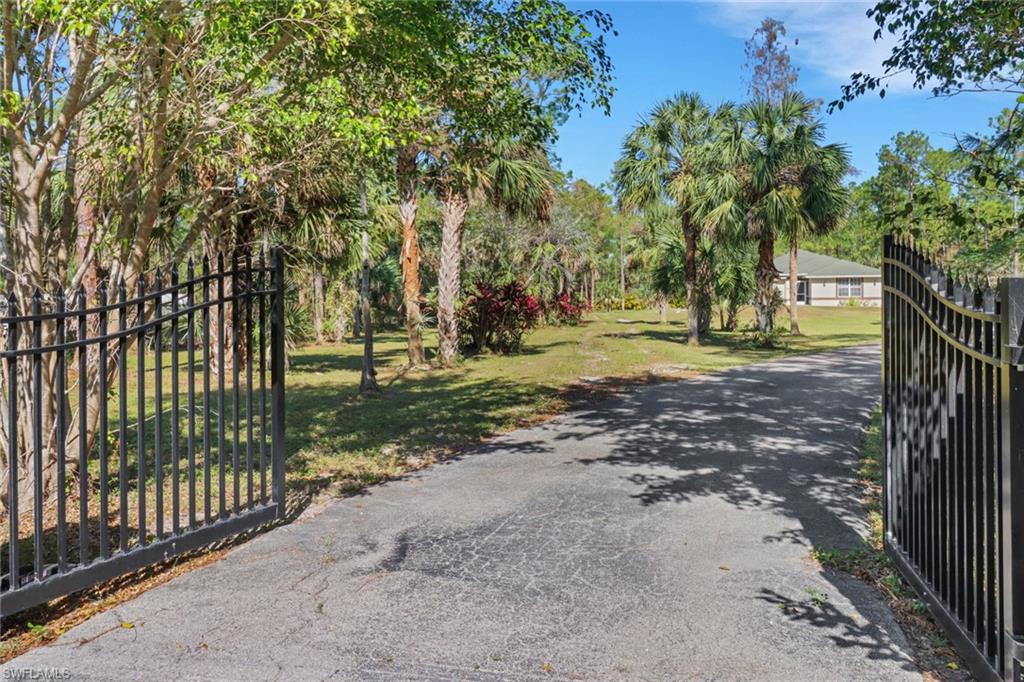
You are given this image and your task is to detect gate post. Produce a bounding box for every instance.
[881,235,892,546]
[1000,276,1024,681]
[270,247,287,520]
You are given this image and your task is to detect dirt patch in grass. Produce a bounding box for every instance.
[809,408,969,680]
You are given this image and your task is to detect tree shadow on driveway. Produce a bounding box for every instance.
[538,346,916,672]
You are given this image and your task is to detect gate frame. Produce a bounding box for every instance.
[0,247,287,618]
[882,233,1024,681]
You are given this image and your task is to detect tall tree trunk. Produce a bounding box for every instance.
[589,265,596,309]
[658,293,668,324]
[359,230,379,393]
[683,218,700,346]
[397,146,426,367]
[436,189,467,368]
[619,233,626,311]
[352,271,363,338]
[788,237,801,335]
[725,302,740,332]
[753,234,777,333]
[358,181,379,392]
[312,268,325,344]
[695,243,713,335]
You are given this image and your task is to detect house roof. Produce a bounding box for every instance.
[774,250,880,278]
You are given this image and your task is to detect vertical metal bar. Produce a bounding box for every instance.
[1000,276,1024,681]
[217,254,226,520]
[930,282,941,590]
[881,236,891,547]
[136,277,147,546]
[900,245,910,555]
[270,247,286,520]
[98,284,110,559]
[55,288,67,572]
[170,269,180,535]
[985,287,999,662]
[118,279,129,553]
[153,270,164,540]
[258,252,267,505]
[923,274,935,586]
[941,278,952,602]
[245,253,254,510]
[7,294,19,590]
[202,256,212,525]
[32,290,44,581]
[955,305,965,620]
[921,266,929,569]
[186,259,197,530]
[973,333,985,642]
[231,255,241,515]
[77,288,89,566]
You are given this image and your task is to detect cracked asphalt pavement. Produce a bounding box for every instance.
[4,344,919,681]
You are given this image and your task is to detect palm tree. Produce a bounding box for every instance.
[783,143,850,333]
[396,145,428,367]
[703,93,850,333]
[614,93,733,345]
[428,139,554,367]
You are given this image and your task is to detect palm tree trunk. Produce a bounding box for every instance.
[683,219,699,345]
[437,189,468,368]
[753,235,777,333]
[312,268,325,344]
[397,146,426,367]
[788,237,801,335]
[658,293,668,324]
[725,302,739,332]
[696,245,713,335]
[589,265,596,309]
[619,232,626,311]
[359,229,379,392]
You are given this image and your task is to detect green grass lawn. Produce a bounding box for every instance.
[285,305,881,502]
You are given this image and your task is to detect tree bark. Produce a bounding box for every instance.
[619,231,626,311]
[313,268,325,344]
[658,293,668,324]
[437,189,468,368]
[753,235,778,333]
[788,237,801,335]
[397,146,426,367]
[695,243,713,336]
[359,230,379,393]
[358,177,378,392]
[683,218,700,346]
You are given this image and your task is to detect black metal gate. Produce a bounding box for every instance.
[0,248,286,617]
[882,235,1024,681]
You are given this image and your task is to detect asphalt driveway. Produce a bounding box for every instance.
[4,344,918,681]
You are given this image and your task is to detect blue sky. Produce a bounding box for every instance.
[555,1,1017,188]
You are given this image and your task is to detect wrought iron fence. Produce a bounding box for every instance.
[882,234,1024,682]
[0,248,286,617]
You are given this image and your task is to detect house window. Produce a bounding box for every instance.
[796,279,808,303]
[837,277,863,298]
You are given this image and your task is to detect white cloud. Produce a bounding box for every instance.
[706,1,918,93]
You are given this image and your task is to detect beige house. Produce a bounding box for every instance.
[774,250,882,307]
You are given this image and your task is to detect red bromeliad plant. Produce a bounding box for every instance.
[459,282,542,354]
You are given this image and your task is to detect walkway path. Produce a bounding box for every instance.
[6,345,918,680]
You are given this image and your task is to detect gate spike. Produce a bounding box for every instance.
[983,282,997,314]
